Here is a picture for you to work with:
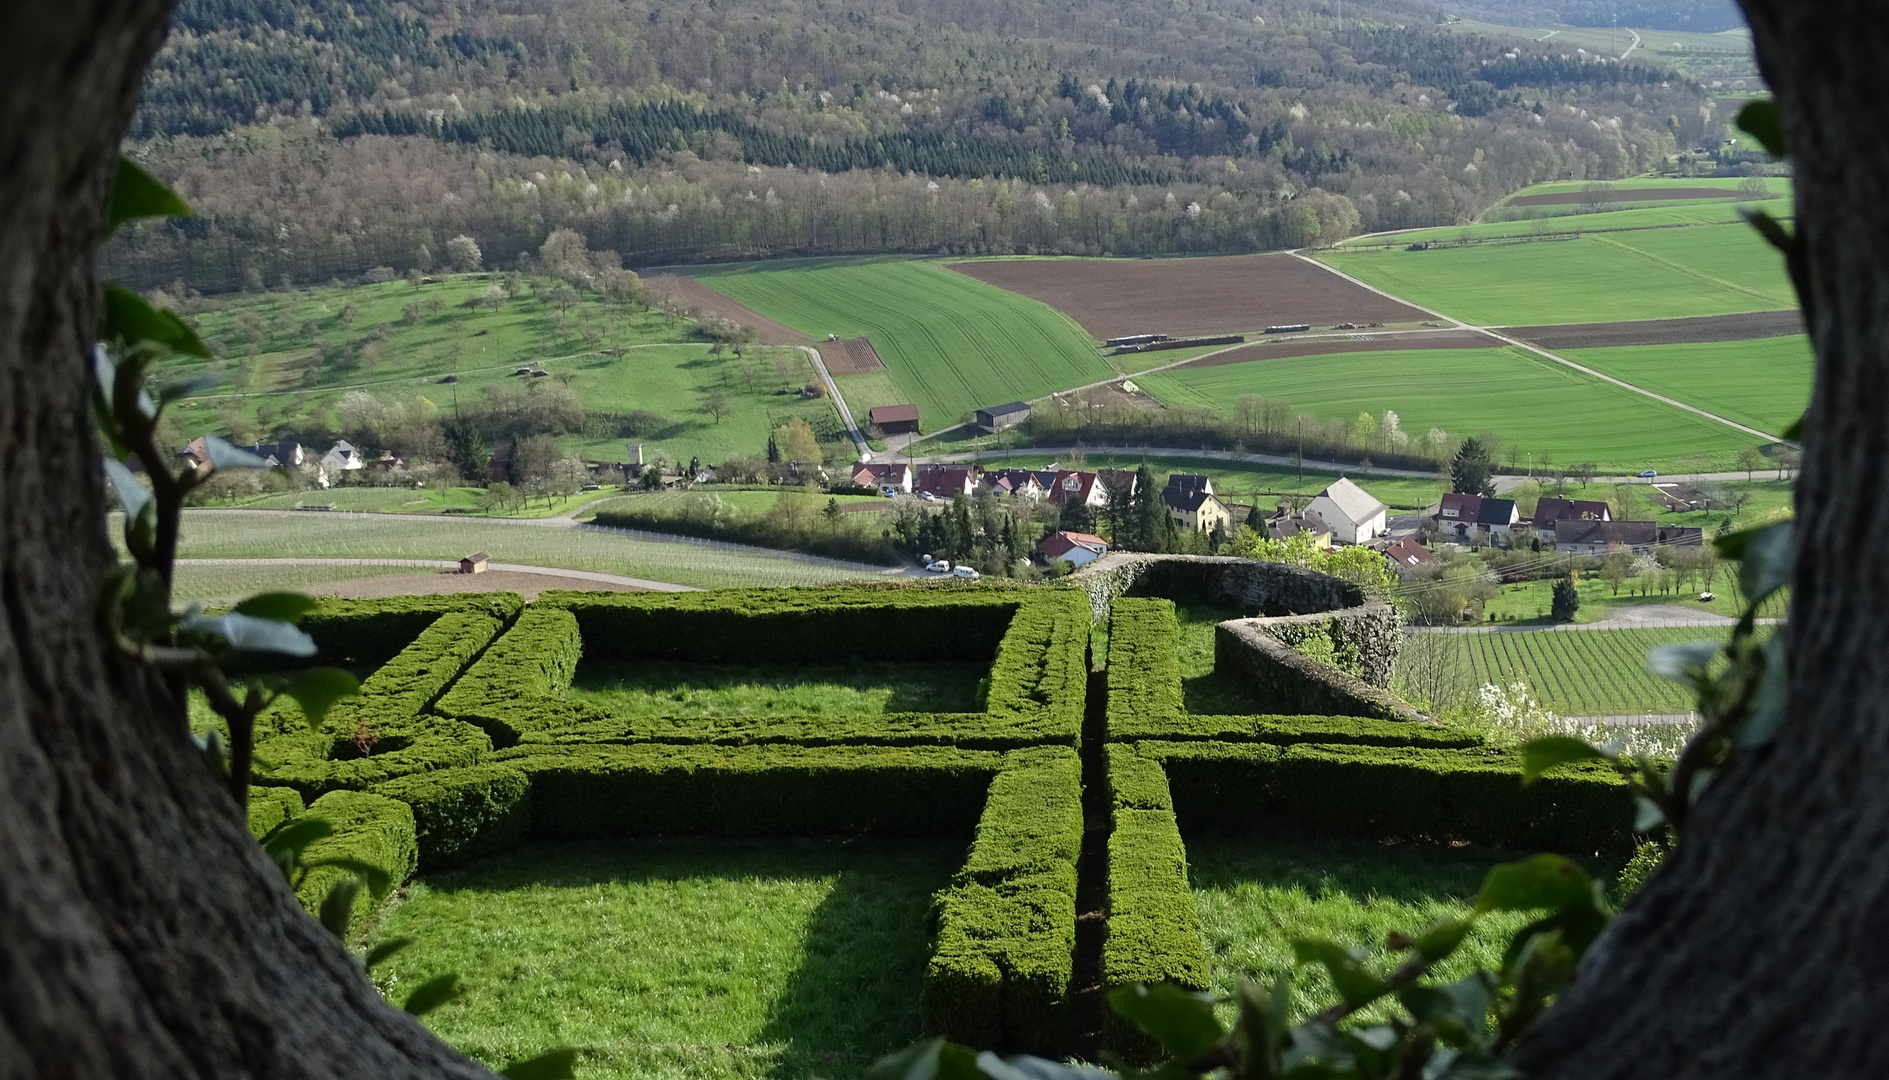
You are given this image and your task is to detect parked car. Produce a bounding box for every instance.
[925,560,952,573]
[1638,469,1658,478]
[919,491,938,501]
[952,566,981,580]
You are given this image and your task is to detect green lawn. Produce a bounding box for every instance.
[1316,226,1793,326]
[1562,337,1811,435]
[568,660,988,716]
[162,510,883,588]
[1478,569,1789,626]
[686,258,1114,431]
[1134,347,1759,473]
[1348,197,1794,247]
[1190,838,1530,1024]
[368,839,957,1080]
[1172,601,1271,714]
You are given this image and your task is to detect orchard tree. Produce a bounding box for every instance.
[445,234,482,274]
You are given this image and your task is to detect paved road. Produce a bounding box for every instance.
[175,557,699,591]
[1291,252,1793,445]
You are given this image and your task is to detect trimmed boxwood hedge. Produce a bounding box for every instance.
[296,790,418,938]
[247,785,304,839]
[1144,740,1635,856]
[923,746,1084,1054]
[496,743,1003,838]
[372,763,530,869]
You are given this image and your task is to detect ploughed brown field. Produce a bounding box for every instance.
[823,336,887,374]
[1176,328,1495,368]
[1502,310,1804,349]
[1507,186,1748,207]
[947,254,1427,340]
[643,274,811,345]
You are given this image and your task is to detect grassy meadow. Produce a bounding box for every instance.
[1347,195,1793,247]
[1133,347,1760,473]
[1563,336,1811,435]
[1316,224,1793,326]
[369,839,957,1080]
[1191,838,1530,1025]
[162,510,884,588]
[685,258,1114,431]
[568,660,988,716]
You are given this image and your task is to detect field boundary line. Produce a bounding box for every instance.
[1291,251,1792,446]
[1585,233,1788,306]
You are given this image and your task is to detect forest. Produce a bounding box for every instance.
[110,0,1734,292]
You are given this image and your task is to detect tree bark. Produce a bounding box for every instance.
[1513,5,1889,1077]
[0,6,489,1078]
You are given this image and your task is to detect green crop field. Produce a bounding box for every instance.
[1563,336,1811,435]
[1448,626,1730,715]
[1191,837,1531,1024]
[369,839,956,1080]
[1133,347,1759,472]
[163,277,842,468]
[1316,225,1793,326]
[1345,196,1794,247]
[569,660,988,716]
[161,510,884,588]
[686,258,1114,431]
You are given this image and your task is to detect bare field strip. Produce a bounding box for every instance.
[823,336,887,374]
[1178,329,1493,368]
[1503,310,1805,350]
[947,254,1427,340]
[1507,187,1746,207]
[643,274,811,345]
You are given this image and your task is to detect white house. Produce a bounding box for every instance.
[1037,531,1108,568]
[1304,477,1388,545]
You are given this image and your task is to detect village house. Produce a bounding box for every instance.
[1556,520,1705,557]
[1045,470,1109,508]
[175,436,212,472]
[1037,530,1108,568]
[240,442,306,469]
[1264,501,1333,548]
[867,404,921,436]
[1162,474,1236,534]
[984,469,1047,500]
[1381,536,1436,580]
[1306,477,1389,544]
[851,461,913,495]
[1648,482,1714,513]
[1529,497,1610,543]
[913,464,979,500]
[1437,492,1519,543]
[974,401,1031,433]
[1097,469,1140,504]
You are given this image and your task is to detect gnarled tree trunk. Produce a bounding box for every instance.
[0,6,488,1077]
[1515,4,1889,1076]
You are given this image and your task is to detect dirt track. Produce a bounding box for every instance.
[1508,187,1747,207]
[645,275,811,345]
[824,337,887,374]
[948,254,1427,340]
[1504,310,1804,349]
[1177,329,1494,368]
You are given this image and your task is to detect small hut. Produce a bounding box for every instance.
[459,552,489,574]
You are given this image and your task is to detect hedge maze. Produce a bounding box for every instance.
[241,575,1641,1066]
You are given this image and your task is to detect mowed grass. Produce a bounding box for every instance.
[568,660,988,716]
[1134,347,1758,473]
[163,510,884,588]
[369,839,958,1080]
[1563,336,1811,435]
[1317,225,1793,326]
[1350,197,1794,246]
[1446,626,1731,715]
[1190,838,1530,1025]
[687,258,1114,431]
[1172,601,1274,714]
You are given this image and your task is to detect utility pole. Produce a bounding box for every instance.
[1297,416,1304,482]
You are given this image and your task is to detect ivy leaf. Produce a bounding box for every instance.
[102,283,210,359]
[1407,916,1473,964]
[1634,796,1668,833]
[363,936,414,970]
[157,373,223,405]
[1475,855,1594,915]
[1290,939,1389,1009]
[402,973,466,1017]
[1106,982,1226,1059]
[1736,633,1792,749]
[499,1049,579,1080]
[281,667,361,729]
[260,817,334,878]
[183,610,318,657]
[1736,519,1794,606]
[103,457,152,520]
[232,592,321,624]
[1735,99,1786,158]
[1519,736,1611,785]
[318,879,361,939]
[108,156,191,232]
[1645,640,1721,683]
[203,434,272,471]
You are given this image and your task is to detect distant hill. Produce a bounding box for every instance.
[1442,0,1746,34]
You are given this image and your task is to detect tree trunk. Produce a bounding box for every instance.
[1513,5,1889,1076]
[0,7,488,1077]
